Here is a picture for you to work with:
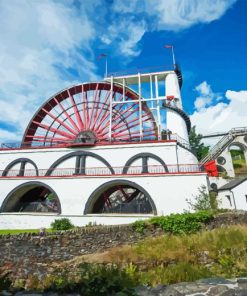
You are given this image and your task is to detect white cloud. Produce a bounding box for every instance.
[145,0,237,31]
[0,0,97,143]
[113,0,237,31]
[0,129,21,143]
[194,81,222,110]
[101,19,146,58]
[195,81,211,95]
[0,0,238,143]
[107,0,237,58]
[191,89,247,139]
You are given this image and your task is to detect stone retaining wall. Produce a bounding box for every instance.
[0,225,162,279]
[1,212,247,280]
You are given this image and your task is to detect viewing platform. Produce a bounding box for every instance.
[0,163,204,179]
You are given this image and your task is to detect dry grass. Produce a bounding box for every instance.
[10,225,247,288]
[66,225,247,281]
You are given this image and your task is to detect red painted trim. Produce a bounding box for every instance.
[0,139,177,151]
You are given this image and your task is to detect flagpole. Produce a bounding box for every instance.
[171,46,176,68]
[164,45,176,69]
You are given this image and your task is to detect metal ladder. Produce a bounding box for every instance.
[200,127,247,164]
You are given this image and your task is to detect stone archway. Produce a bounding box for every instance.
[228,142,247,175]
[1,181,61,213]
[45,151,114,176]
[84,179,157,215]
[123,153,168,174]
[2,158,39,177]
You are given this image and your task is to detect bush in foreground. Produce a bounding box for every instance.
[7,225,247,292]
[0,274,11,291]
[12,264,137,295]
[132,211,214,235]
[50,218,74,231]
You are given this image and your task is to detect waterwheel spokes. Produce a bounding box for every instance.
[22,82,157,146]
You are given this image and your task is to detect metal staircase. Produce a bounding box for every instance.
[201,127,247,164]
[175,134,197,156]
[175,66,182,89]
[163,102,191,133]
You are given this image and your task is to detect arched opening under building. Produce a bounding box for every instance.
[84,180,156,215]
[228,142,247,177]
[1,182,61,213]
[216,165,227,178]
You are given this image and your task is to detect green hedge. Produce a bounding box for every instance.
[133,211,214,235]
[50,218,74,231]
[45,264,137,295]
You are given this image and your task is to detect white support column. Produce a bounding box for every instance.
[155,75,161,140]
[123,78,125,101]
[150,75,153,109]
[109,76,113,142]
[138,73,143,141]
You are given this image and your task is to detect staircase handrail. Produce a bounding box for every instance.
[201,134,233,164]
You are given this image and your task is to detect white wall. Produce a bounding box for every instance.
[0,213,151,230]
[216,149,235,177]
[218,181,247,210]
[0,173,208,229]
[0,141,198,174]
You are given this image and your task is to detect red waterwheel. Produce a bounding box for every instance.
[92,185,153,214]
[22,82,157,146]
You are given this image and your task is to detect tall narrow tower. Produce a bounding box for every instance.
[165,70,190,143]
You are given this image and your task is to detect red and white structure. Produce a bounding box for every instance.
[0,65,209,229]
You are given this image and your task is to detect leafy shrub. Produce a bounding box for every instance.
[233,163,243,169]
[139,263,212,286]
[44,264,137,295]
[186,185,218,211]
[50,218,74,231]
[0,274,12,291]
[149,211,214,235]
[85,221,102,227]
[132,220,147,234]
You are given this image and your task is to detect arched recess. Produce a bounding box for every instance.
[84,179,157,215]
[228,142,247,173]
[2,158,39,177]
[123,152,168,174]
[1,181,61,213]
[216,165,227,177]
[228,142,247,152]
[45,151,114,176]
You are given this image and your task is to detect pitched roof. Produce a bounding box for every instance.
[218,178,247,191]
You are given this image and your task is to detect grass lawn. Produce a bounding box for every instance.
[0,228,53,235]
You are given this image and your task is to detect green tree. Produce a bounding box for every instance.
[186,185,218,212]
[189,126,209,160]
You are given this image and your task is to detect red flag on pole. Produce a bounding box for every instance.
[97,53,107,60]
[164,45,172,48]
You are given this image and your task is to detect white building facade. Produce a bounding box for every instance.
[0,67,209,229]
[217,178,247,210]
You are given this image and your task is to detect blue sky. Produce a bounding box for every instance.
[0,0,246,143]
